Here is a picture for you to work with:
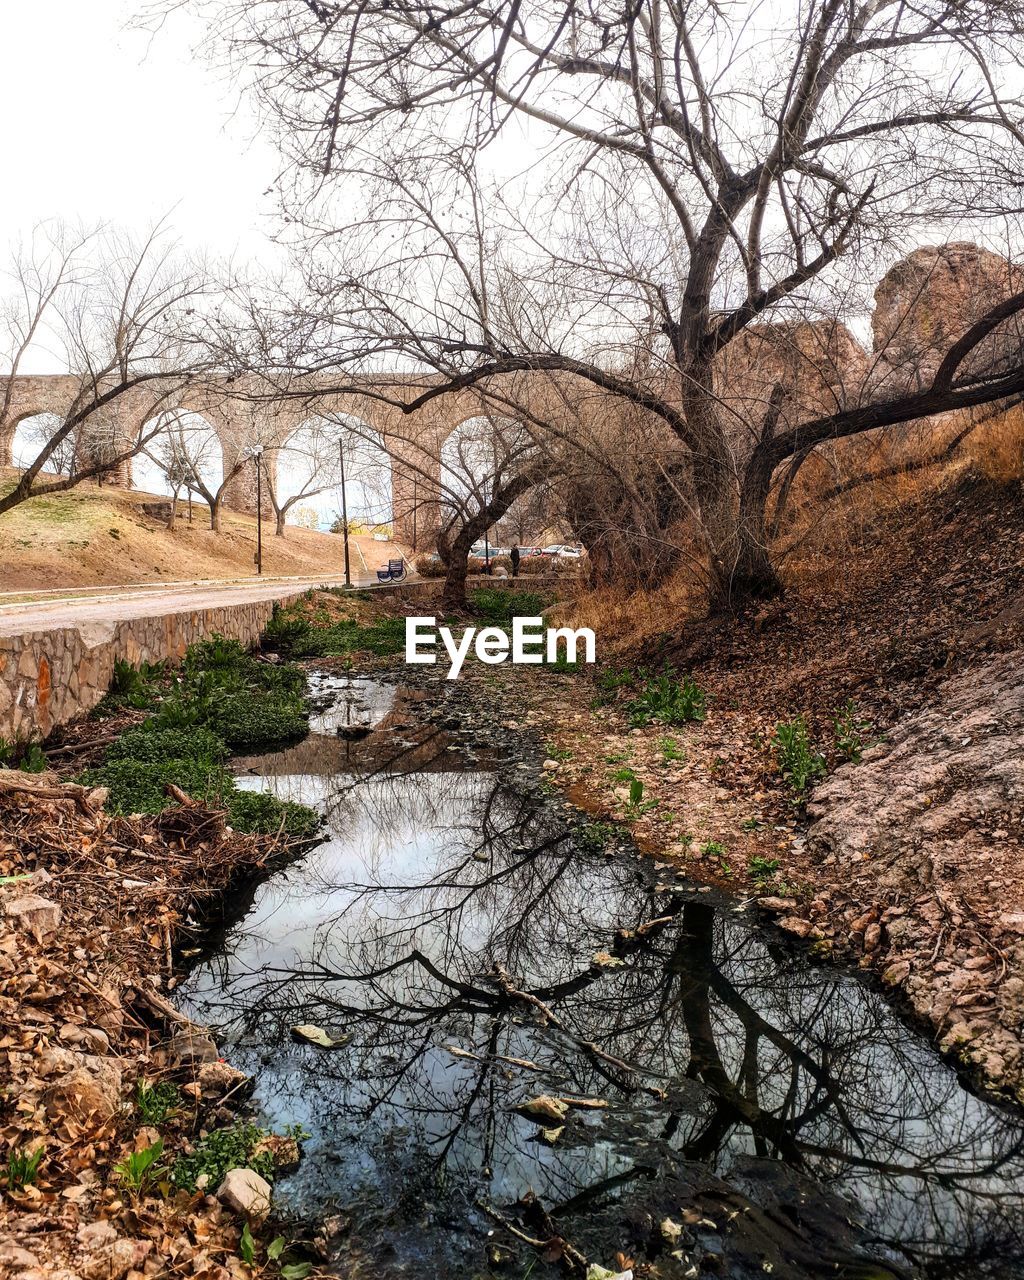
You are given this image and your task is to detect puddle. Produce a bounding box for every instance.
[179,675,1024,1279]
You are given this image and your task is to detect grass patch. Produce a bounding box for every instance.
[80,643,321,839]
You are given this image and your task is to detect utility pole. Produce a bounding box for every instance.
[339,437,352,588]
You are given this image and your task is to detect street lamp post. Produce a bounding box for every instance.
[339,437,352,588]
[412,473,418,553]
[249,446,265,576]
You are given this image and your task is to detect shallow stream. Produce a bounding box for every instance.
[179,672,1024,1279]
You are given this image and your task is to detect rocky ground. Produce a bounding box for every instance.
[0,767,322,1280]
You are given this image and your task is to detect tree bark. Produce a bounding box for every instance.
[275,508,287,536]
[209,498,222,532]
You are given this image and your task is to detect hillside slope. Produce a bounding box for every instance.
[0,478,402,591]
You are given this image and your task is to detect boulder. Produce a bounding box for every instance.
[197,1060,249,1096]
[217,1167,272,1221]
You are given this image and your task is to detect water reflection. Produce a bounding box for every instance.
[180,680,1024,1279]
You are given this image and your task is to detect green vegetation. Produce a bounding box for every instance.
[624,776,657,818]
[748,855,780,885]
[136,1080,182,1126]
[5,1147,43,1191]
[772,715,827,798]
[659,736,685,763]
[114,1138,168,1194]
[81,643,320,840]
[469,587,549,622]
[577,820,617,852]
[264,606,407,659]
[626,674,707,727]
[171,1121,305,1193]
[833,698,872,763]
[544,742,573,762]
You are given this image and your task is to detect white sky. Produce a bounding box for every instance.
[0,1,280,266]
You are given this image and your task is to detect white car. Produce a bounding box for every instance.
[544,544,585,559]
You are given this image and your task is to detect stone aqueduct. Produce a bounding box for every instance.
[0,371,540,547]
[1,242,1021,549]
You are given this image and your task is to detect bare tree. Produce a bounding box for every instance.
[263,416,342,537]
[0,220,214,518]
[190,0,1024,610]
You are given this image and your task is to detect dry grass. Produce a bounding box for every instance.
[565,402,1024,648]
[0,472,406,591]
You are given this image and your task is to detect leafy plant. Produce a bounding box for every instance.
[702,839,727,857]
[626,674,706,727]
[577,820,616,853]
[171,1122,276,1193]
[115,1138,168,1193]
[470,587,548,623]
[748,855,780,885]
[18,743,47,773]
[833,699,872,763]
[6,1146,43,1190]
[625,777,657,817]
[136,1079,182,1126]
[610,766,637,783]
[772,715,827,797]
[544,742,573,762]
[659,736,685,763]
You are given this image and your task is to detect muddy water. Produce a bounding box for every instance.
[179,673,1024,1279]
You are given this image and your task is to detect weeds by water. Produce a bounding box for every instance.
[81,642,320,839]
[772,715,827,798]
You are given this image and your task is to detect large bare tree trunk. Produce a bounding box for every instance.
[275,508,287,536]
[209,498,222,532]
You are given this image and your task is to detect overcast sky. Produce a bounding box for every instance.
[0,1,279,262]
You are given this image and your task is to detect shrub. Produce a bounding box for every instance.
[772,715,827,797]
[108,726,228,766]
[626,674,706,726]
[414,553,444,577]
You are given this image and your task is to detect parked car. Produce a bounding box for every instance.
[543,544,585,559]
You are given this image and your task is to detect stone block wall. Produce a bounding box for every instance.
[0,593,306,744]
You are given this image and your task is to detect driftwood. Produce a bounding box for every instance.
[0,768,105,815]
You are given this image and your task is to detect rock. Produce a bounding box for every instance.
[165,1029,219,1068]
[0,1239,39,1269]
[197,1061,249,1095]
[883,959,913,986]
[79,1237,152,1280]
[60,1025,111,1055]
[516,1095,570,1123]
[757,896,798,913]
[77,1222,118,1250]
[863,923,882,951]
[217,1167,272,1221]
[778,916,815,939]
[43,1057,123,1126]
[2,893,61,942]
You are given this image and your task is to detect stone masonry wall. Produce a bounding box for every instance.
[0,593,306,744]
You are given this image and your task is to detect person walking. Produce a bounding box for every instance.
[510,544,521,578]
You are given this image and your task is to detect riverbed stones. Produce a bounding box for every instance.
[216,1168,272,1221]
[197,1060,249,1096]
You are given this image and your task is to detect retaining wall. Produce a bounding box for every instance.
[0,593,305,743]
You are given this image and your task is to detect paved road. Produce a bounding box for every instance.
[0,573,376,636]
